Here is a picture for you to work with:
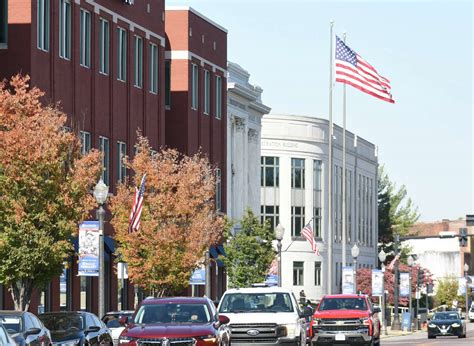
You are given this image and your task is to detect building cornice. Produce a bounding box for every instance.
[249,101,272,114]
[165,50,226,74]
[165,6,228,34]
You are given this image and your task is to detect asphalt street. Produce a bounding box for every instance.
[382,322,474,345]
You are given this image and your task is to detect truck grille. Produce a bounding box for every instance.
[138,338,195,346]
[230,323,282,343]
[314,318,369,334]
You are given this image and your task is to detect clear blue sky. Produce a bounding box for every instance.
[167,0,473,222]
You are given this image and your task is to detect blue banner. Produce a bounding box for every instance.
[399,272,410,297]
[265,274,278,286]
[402,312,411,330]
[78,221,100,277]
[372,269,384,296]
[342,266,355,294]
[190,269,206,285]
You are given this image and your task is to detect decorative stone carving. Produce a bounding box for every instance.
[248,128,259,143]
[233,116,246,130]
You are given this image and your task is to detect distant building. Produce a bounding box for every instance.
[404,219,473,283]
[227,62,271,232]
[261,114,378,300]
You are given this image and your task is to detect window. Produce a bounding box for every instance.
[260,205,279,230]
[293,261,304,286]
[79,9,91,68]
[191,63,198,110]
[117,141,127,183]
[165,60,171,106]
[37,0,50,51]
[215,168,221,212]
[99,18,109,74]
[315,262,321,286]
[313,160,322,238]
[291,206,305,237]
[117,28,127,81]
[291,158,305,188]
[204,70,210,115]
[80,131,91,155]
[134,35,143,87]
[99,137,109,186]
[261,156,279,187]
[80,276,88,311]
[59,266,70,311]
[215,75,222,119]
[59,0,71,59]
[149,43,158,93]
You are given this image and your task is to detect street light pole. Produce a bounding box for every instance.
[93,179,109,319]
[275,224,285,288]
[407,256,414,332]
[392,234,401,331]
[378,249,387,335]
[464,263,469,320]
[351,244,359,294]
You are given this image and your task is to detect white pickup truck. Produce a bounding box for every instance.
[217,286,312,346]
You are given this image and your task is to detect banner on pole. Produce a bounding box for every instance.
[458,277,466,296]
[399,272,410,297]
[372,269,384,296]
[78,221,100,277]
[189,268,206,285]
[342,266,355,294]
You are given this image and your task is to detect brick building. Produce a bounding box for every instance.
[0,0,227,314]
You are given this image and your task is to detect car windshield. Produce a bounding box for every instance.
[433,312,459,320]
[134,303,211,324]
[318,298,367,311]
[103,313,132,328]
[0,316,22,334]
[218,293,294,313]
[40,315,84,332]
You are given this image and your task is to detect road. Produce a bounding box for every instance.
[382,322,474,345]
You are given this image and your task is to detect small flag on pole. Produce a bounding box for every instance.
[387,254,400,271]
[335,36,394,103]
[128,174,146,233]
[301,221,321,256]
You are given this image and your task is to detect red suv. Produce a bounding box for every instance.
[118,297,231,346]
[310,294,380,345]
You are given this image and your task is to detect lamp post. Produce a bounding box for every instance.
[378,249,387,335]
[407,255,414,331]
[392,234,401,331]
[464,263,469,320]
[275,224,285,287]
[351,243,359,294]
[93,178,109,319]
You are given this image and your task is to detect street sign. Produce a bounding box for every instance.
[466,214,474,226]
[190,269,206,285]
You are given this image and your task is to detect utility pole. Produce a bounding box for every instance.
[392,234,401,330]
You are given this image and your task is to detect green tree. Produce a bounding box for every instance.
[435,276,465,310]
[378,165,420,254]
[223,210,276,288]
[0,75,102,310]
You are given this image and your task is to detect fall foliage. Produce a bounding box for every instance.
[110,136,226,297]
[0,75,102,310]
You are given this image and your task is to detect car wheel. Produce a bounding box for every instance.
[428,335,435,339]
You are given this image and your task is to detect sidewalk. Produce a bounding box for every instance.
[380,326,425,339]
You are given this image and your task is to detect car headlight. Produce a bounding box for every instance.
[60,339,81,346]
[452,323,460,328]
[361,318,370,326]
[312,319,321,326]
[118,336,137,344]
[197,335,218,343]
[282,324,297,338]
[428,324,436,328]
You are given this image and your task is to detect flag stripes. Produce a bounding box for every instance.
[301,221,321,256]
[128,174,146,233]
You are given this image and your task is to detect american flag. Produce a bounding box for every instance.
[335,36,394,103]
[128,174,146,233]
[301,221,320,256]
[387,254,400,271]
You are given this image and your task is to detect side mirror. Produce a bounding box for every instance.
[25,327,41,336]
[373,307,381,314]
[119,316,129,326]
[85,326,101,334]
[218,315,230,325]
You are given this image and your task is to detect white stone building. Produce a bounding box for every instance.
[227,62,271,232]
[261,114,379,301]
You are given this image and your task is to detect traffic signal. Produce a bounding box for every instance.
[418,269,425,285]
[459,228,468,247]
[427,283,433,294]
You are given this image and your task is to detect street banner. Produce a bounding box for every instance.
[372,269,384,296]
[401,312,411,331]
[399,272,410,297]
[342,266,354,294]
[189,268,206,285]
[265,274,278,286]
[78,221,100,277]
[458,277,466,295]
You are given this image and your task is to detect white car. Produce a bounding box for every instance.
[469,306,474,322]
[217,286,312,346]
[102,310,134,345]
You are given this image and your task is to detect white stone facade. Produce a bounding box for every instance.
[227,62,271,231]
[261,114,379,301]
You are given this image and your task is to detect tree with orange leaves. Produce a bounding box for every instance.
[0,75,102,310]
[110,136,226,297]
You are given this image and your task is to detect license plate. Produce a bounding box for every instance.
[335,334,346,341]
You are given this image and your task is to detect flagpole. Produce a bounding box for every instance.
[327,20,334,295]
[342,32,347,273]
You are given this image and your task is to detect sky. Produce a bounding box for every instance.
[167,0,473,222]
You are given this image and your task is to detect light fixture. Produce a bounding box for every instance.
[378,249,386,263]
[93,178,109,205]
[351,243,359,259]
[275,224,285,241]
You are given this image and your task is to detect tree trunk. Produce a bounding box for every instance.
[10,279,33,311]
